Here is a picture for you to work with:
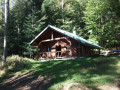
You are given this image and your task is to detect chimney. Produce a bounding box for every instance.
[73,27,76,35]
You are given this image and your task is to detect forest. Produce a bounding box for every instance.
[0,0,120,58]
[0,0,120,89]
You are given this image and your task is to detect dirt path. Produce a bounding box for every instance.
[0,72,51,90]
[0,72,120,90]
[98,84,120,90]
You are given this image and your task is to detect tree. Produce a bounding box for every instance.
[83,0,120,49]
[41,0,87,34]
[62,0,64,23]
[7,0,33,55]
[0,0,4,57]
[22,7,47,57]
[1,0,119,58]
[2,0,9,66]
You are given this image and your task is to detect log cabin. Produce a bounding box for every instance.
[30,25,103,59]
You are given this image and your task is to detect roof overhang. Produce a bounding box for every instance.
[30,25,104,49]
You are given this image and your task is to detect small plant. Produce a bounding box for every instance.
[5,55,32,71]
[0,55,33,80]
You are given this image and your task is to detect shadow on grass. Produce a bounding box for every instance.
[32,56,120,89]
[0,59,32,83]
[0,56,120,90]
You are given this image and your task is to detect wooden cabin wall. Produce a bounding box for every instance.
[40,39,98,58]
[36,28,99,58]
[51,40,69,57]
[61,38,94,57]
[40,39,70,57]
[69,42,95,57]
[69,38,78,57]
[79,43,95,57]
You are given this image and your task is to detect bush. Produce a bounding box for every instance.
[0,55,33,82]
[5,55,32,72]
[0,55,32,72]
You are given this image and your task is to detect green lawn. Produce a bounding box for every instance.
[0,55,120,90]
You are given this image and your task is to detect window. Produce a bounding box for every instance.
[40,47,44,52]
[67,44,70,51]
[48,47,51,52]
[56,45,61,51]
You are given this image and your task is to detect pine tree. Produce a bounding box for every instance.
[83,0,120,48]
[22,10,47,57]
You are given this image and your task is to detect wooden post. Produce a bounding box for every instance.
[70,41,72,57]
[36,46,39,60]
[92,48,94,56]
[78,42,80,57]
[58,51,59,57]
[91,48,93,56]
[98,49,100,55]
[90,48,92,57]
[51,30,53,39]
[82,45,84,57]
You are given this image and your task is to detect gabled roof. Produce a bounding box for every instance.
[30,25,104,49]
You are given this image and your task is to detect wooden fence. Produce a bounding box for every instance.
[39,51,70,59]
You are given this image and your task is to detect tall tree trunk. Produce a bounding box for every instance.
[0,1,1,59]
[1,0,4,24]
[0,0,4,59]
[62,0,64,23]
[2,0,9,66]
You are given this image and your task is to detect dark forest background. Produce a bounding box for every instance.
[0,0,120,57]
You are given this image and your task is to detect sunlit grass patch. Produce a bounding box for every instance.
[47,56,120,89]
[0,69,6,78]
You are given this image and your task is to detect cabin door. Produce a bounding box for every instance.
[56,45,61,57]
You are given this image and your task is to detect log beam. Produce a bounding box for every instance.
[38,37,69,45]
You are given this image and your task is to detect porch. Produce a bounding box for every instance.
[39,50,71,60]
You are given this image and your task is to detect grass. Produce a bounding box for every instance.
[0,55,120,90]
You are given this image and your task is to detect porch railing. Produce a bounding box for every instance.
[39,51,70,59]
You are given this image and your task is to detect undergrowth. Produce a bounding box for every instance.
[0,55,33,82]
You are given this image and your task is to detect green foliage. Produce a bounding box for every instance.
[5,55,32,71]
[6,0,46,56]
[22,11,47,56]
[7,0,33,55]
[83,0,120,48]
[41,0,87,34]
[0,0,120,57]
[0,55,32,79]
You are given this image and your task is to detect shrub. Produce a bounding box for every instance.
[5,55,32,72]
[0,55,33,82]
[0,55,32,72]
